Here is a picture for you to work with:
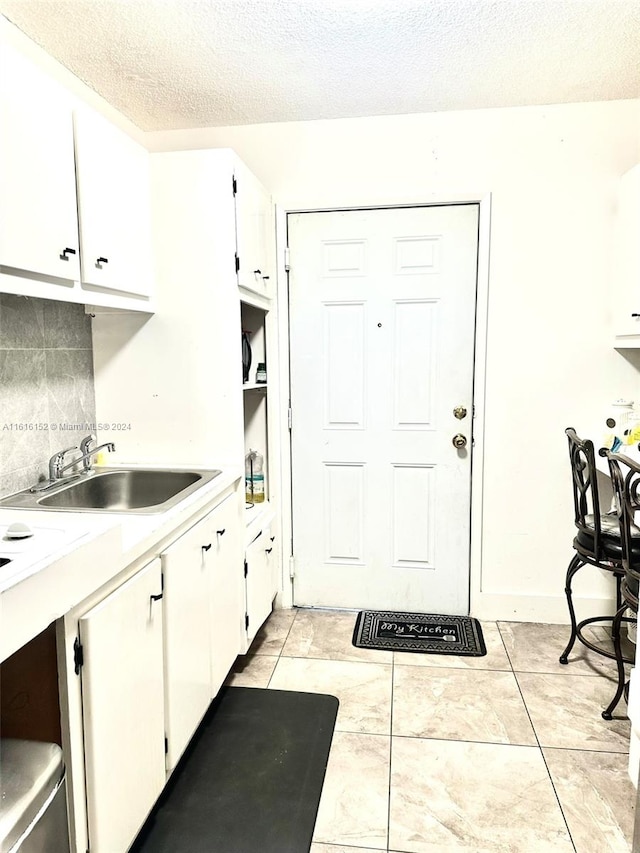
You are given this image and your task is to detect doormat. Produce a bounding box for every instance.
[353,610,486,656]
[130,687,339,853]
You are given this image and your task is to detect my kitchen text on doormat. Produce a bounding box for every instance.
[352,610,486,656]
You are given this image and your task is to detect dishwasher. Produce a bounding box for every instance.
[0,739,70,853]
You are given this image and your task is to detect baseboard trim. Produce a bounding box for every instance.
[470,592,619,624]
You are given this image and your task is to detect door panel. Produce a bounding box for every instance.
[289,205,479,614]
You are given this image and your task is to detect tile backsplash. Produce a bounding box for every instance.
[0,294,96,496]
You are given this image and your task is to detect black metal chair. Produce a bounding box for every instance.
[601,451,640,720]
[559,428,629,668]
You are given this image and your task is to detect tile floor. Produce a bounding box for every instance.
[225,609,637,853]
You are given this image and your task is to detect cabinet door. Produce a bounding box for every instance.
[266,528,278,597]
[161,513,214,771]
[235,161,273,296]
[79,558,165,853]
[74,109,153,296]
[245,526,274,643]
[0,65,80,280]
[209,493,243,695]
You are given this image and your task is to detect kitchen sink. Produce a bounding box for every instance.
[0,468,222,514]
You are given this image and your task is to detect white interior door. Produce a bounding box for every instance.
[289,205,479,615]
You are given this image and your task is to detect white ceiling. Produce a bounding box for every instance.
[1,0,639,132]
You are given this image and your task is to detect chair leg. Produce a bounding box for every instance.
[615,573,623,611]
[602,603,628,720]
[560,553,584,664]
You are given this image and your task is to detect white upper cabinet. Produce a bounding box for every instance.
[234,159,274,298]
[74,108,154,297]
[613,164,640,345]
[0,46,80,280]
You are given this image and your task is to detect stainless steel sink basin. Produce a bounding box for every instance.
[0,468,222,514]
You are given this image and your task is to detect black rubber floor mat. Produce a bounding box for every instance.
[353,610,486,656]
[131,686,339,853]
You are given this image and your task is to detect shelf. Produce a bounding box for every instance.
[242,382,268,391]
[239,286,271,311]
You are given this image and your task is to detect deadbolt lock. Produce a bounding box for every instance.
[453,405,467,420]
[452,433,467,449]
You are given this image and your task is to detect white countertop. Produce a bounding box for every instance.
[0,514,117,594]
[0,464,242,662]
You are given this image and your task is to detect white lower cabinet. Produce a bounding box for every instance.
[161,514,215,772]
[162,492,242,771]
[70,487,245,853]
[79,558,165,853]
[209,494,244,694]
[245,524,276,644]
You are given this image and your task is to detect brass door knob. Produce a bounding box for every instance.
[452,433,467,449]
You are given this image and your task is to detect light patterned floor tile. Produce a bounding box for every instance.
[313,731,389,850]
[544,747,635,853]
[270,656,392,734]
[392,665,536,745]
[311,846,386,853]
[248,607,297,655]
[393,621,511,671]
[224,654,278,688]
[283,608,393,663]
[516,671,631,751]
[498,620,623,677]
[389,737,574,852]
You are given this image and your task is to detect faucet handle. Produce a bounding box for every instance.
[54,445,78,459]
[80,433,96,454]
[49,445,78,479]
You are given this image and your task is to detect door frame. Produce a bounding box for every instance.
[274,192,491,614]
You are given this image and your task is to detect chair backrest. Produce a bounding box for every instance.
[566,427,602,557]
[606,452,640,583]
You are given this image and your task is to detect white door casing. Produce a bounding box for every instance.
[288,205,479,614]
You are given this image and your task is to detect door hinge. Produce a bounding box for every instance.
[164,736,168,755]
[73,637,83,675]
[284,247,290,272]
[244,559,248,578]
[287,406,292,430]
[245,613,249,630]
[289,555,296,579]
[232,175,237,196]
[235,253,240,274]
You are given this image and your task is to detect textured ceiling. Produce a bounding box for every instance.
[1,0,639,132]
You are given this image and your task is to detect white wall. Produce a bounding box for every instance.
[148,101,640,621]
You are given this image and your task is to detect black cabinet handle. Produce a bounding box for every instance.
[263,276,270,281]
[202,543,212,552]
[270,536,275,542]
[216,528,226,536]
[253,269,261,274]
[60,247,76,260]
[265,547,273,554]
[633,314,640,318]
[96,257,109,266]
[150,592,163,602]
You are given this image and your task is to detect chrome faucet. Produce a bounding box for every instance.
[56,440,116,478]
[48,445,78,481]
[31,440,116,493]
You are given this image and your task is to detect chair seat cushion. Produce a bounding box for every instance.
[585,513,640,538]
[576,528,640,564]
